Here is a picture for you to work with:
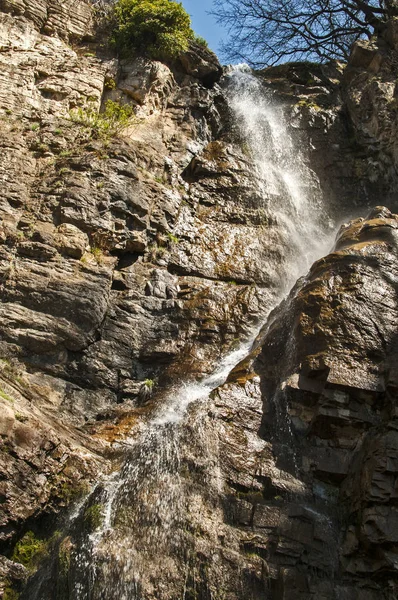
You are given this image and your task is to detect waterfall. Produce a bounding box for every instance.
[226,65,332,286]
[24,66,336,600]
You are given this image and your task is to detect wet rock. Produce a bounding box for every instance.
[252,207,398,596]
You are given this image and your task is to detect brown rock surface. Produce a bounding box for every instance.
[0,0,398,596]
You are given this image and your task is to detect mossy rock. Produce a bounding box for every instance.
[11,531,48,573]
[84,504,104,531]
[3,587,20,600]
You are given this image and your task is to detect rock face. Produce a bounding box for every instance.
[344,19,398,207]
[0,0,299,590]
[250,206,398,598]
[117,206,396,600]
[0,0,398,597]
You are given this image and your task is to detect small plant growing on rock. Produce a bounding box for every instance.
[104,77,117,90]
[11,531,48,573]
[90,246,104,263]
[3,584,19,600]
[193,34,208,48]
[166,232,179,244]
[69,100,134,139]
[15,413,28,422]
[112,0,194,60]
[0,388,14,403]
[55,479,89,505]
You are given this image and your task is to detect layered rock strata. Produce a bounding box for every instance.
[1,0,398,597]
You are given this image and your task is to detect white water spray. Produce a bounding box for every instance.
[227,65,333,284]
[33,66,337,600]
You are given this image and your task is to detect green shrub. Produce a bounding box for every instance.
[112,0,194,60]
[70,100,134,139]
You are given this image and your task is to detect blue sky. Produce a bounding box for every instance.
[181,0,228,56]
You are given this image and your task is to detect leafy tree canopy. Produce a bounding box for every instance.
[113,0,194,60]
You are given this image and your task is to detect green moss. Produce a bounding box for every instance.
[30,123,40,131]
[84,504,104,531]
[56,480,89,505]
[3,586,19,600]
[37,143,49,153]
[15,413,28,422]
[296,98,321,111]
[90,246,104,263]
[11,531,48,573]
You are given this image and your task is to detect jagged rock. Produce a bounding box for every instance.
[177,41,223,87]
[250,207,398,596]
[0,0,398,596]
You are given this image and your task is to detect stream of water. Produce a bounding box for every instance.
[25,66,336,600]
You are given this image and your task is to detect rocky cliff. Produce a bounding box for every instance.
[0,0,398,598]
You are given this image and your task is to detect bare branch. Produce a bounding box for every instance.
[212,0,387,66]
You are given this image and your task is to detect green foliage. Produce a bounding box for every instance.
[105,77,117,90]
[11,531,48,573]
[90,246,104,263]
[37,143,49,153]
[84,504,104,531]
[55,479,89,505]
[112,0,194,60]
[0,388,14,403]
[193,34,208,48]
[30,123,40,131]
[144,378,155,388]
[3,585,19,600]
[69,100,134,139]
[15,413,28,422]
[166,232,179,244]
[296,98,321,111]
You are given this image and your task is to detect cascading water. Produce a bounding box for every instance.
[226,65,332,285]
[24,66,337,600]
